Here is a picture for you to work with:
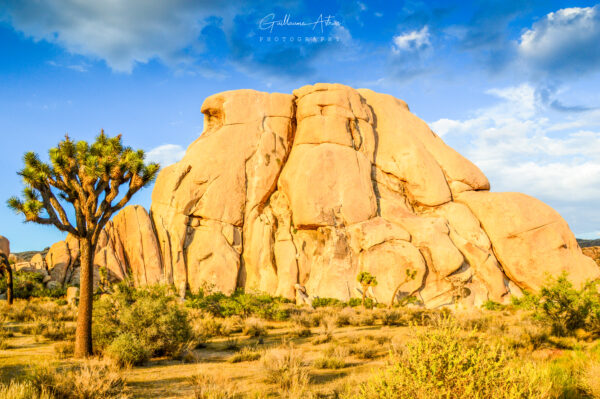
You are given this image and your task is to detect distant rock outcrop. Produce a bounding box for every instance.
[33,84,600,307]
[583,246,600,266]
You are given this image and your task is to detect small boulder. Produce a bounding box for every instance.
[66,286,79,307]
[46,281,61,290]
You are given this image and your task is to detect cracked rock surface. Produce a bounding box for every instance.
[41,84,600,307]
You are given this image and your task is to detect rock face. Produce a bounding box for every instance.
[95,205,164,286]
[145,83,599,306]
[39,84,600,307]
[43,205,163,288]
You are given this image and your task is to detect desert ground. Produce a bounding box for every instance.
[1,279,600,399]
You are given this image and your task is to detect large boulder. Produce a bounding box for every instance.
[45,235,79,285]
[95,205,163,286]
[456,191,600,291]
[41,84,599,307]
[144,83,599,305]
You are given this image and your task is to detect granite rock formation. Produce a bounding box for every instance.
[38,84,600,307]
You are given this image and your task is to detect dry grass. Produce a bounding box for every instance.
[27,358,127,398]
[261,344,310,396]
[189,374,239,399]
[3,297,600,398]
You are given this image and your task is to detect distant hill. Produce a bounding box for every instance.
[12,248,48,262]
[577,239,600,248]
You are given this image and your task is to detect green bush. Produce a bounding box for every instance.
[314,356,346,369]
[482,300,505,311]
[186,289,291,320]
[106,332,150,366]
[312,297,345,308]
[513,273,600,336]
[92,285,192,361]
[0,271,65,299]
[350,318,554,399]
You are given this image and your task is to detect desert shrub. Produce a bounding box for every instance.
[220,316,244,336]
[406,308,451,326]
[350,339,378,360]
[229,346,262,363]
[537,275,600,336]
[0,271,65,299]
[4,301,39,322]
[313,315,336,344]
[42,322,75,341]
[187,290,291,320]
[189,374,238,399]
[92,285,192,361]
[380,309,407,326]
[293,324,312,338]
[314,356,346,369]
[324,342,350,358]
[335,308,356,327]
[348,297,375,309]
[582,360,600,398]
[513,274,600,336]
[0,381,53,399]
[0,325,12,349]
[261,344,309,395]
[54,341,74,359]
[504,323,551,351]
[242,317,267,337]
[312,297,344,308]
[105,332,150,366]
[27,359,126,399]
[456,312,492,332]
[291,313,314,328]
[224,337,239,351]
[482,300,505,311]
[352,311,376,327]
[192,317,223,338]
[349,318,556,399]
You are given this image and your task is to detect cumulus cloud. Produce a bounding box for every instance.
[146,144,186,167]
[519,6,600,76]
[388,26,432,79]
[430,83,600,201]
[430,83,600,236]
[392,26,431,53]
[1,0,233,72]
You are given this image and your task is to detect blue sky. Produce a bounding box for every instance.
[1,0,600,252]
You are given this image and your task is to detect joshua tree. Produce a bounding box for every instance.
[7,132,159,357]
[0,253,13,305]
[390,268,418,308]
[357,271,378,308]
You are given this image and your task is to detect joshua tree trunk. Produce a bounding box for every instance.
[390,285,403,308]
[361,283,367,307]
[5,262,13,305]
[0,254,13,305]
[75,237,94,357]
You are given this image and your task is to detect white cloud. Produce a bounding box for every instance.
[146,144,186,167]
[430,83,600,203]
[1,0,226,72]
[518,6,600,75]
[392,26,431,53]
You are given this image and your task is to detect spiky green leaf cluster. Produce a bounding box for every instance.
[357,271,378,287]
[7,131,160,241]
